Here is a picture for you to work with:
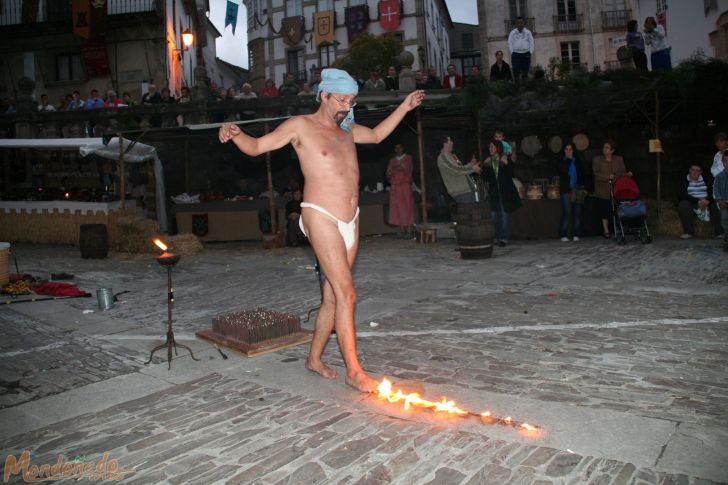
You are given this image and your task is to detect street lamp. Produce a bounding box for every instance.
[181,29,194,49]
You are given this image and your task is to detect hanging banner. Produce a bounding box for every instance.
[81,38,111,77]
[90,0,107,38]
[22,0,39,23]
[281,16,303,45]
[225,0,238,34]
[314,10,334,46]
[378,0,400,32]
[345,5,368,42]
[72,0,90,39]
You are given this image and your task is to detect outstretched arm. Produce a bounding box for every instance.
[219,120,297,156]
[353,90,425,144]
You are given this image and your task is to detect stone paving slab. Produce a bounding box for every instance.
[0,237,726,484]
[0,372,717,485]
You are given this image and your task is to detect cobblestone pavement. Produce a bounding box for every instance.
[0,236,726,484]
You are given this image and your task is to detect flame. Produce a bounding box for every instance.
[376,378,467,416]
[521,423,538,432]
[376,378,540,434]
[153,238,168,251]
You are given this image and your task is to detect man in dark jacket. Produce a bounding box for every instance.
[676,164,719,238]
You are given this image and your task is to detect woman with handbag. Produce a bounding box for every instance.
[557,143,585,241]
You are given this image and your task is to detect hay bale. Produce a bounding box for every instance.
[113,212,159,253]
[166,233,203,255]
[644,198,681,236]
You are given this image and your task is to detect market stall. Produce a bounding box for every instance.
[0,137,167,244]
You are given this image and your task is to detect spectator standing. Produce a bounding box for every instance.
[643,17,671,71]
[508,16,534,81]
[260,79,278,97]
[68,90,85,110]
[424,66,442,89]
[467,65,485,87]
[592,139,629,239]
[37,93,56,112]
[711,133,727,178]
[626,20,648,71]
[85,89,104,109]
[285,188,307,247]
[442,64,463,89]
[141,84,162,104]
[490,51,513,81]
[384,66,399,91]
[415,70,427,90]
[160,87,176,104]
[57,94,71,111]
[84,89,104,136]
[386,143,415,238]
[178,87,191,103]
[436,134,482,204]
[364,71,386,92]
[298,82,315,97]
[556,143,585,242]
[676,164,719,239]
[483,139,521,247]
[278,73,300,96]
[310,70,322,92]
[103,90,123,108]
[713,151,728,251]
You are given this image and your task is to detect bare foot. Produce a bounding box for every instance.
[345,370,379,393]
[305,358,338,380]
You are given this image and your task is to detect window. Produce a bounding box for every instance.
[461,33,474,50]
[557,0,576,20]
[317,0,333,10]
[656,0,667,13]
[287,49,305,81]
[286,0,302,17]
[462,56,479,76]
[509,0,528,19]
[56,54,83,81]
[602,0,626,11]
[560,41,580,67]
[319,44,335,68]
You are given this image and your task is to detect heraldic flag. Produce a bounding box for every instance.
[314,10,335,46]
[225,0,239,35]
[378,0,401,32]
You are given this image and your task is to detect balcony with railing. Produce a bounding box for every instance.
[0,0,161,27]
[504,18,536,35]
[553,14,584,33]
[601,9,631,31]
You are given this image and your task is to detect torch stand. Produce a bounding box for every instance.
[145,252,199,370]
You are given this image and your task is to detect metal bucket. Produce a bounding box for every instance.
[97,288,114,310]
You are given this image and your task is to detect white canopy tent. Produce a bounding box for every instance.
[0,137,167,232]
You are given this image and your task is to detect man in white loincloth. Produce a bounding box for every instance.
[219,68,425,392]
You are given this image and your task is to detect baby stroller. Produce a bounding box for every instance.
[611,175,651,245]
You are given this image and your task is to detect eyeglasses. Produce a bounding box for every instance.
[332,95,357,108]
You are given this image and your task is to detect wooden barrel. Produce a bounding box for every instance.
[456,203,494,259]
[79,224,109,259]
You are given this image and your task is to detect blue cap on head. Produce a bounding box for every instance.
[316,68,358,101]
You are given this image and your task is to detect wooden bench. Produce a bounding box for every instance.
[416,227,438,244]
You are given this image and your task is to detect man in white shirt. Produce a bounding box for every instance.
[643,17,671,71]
[711,133,727,178]
[508,16,534,81]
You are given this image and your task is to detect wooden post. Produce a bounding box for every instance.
[655,90,661,226]
[416,109,428,225]
[117,132,125,209]
[265,123,277,234]
[184,137,190,193]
